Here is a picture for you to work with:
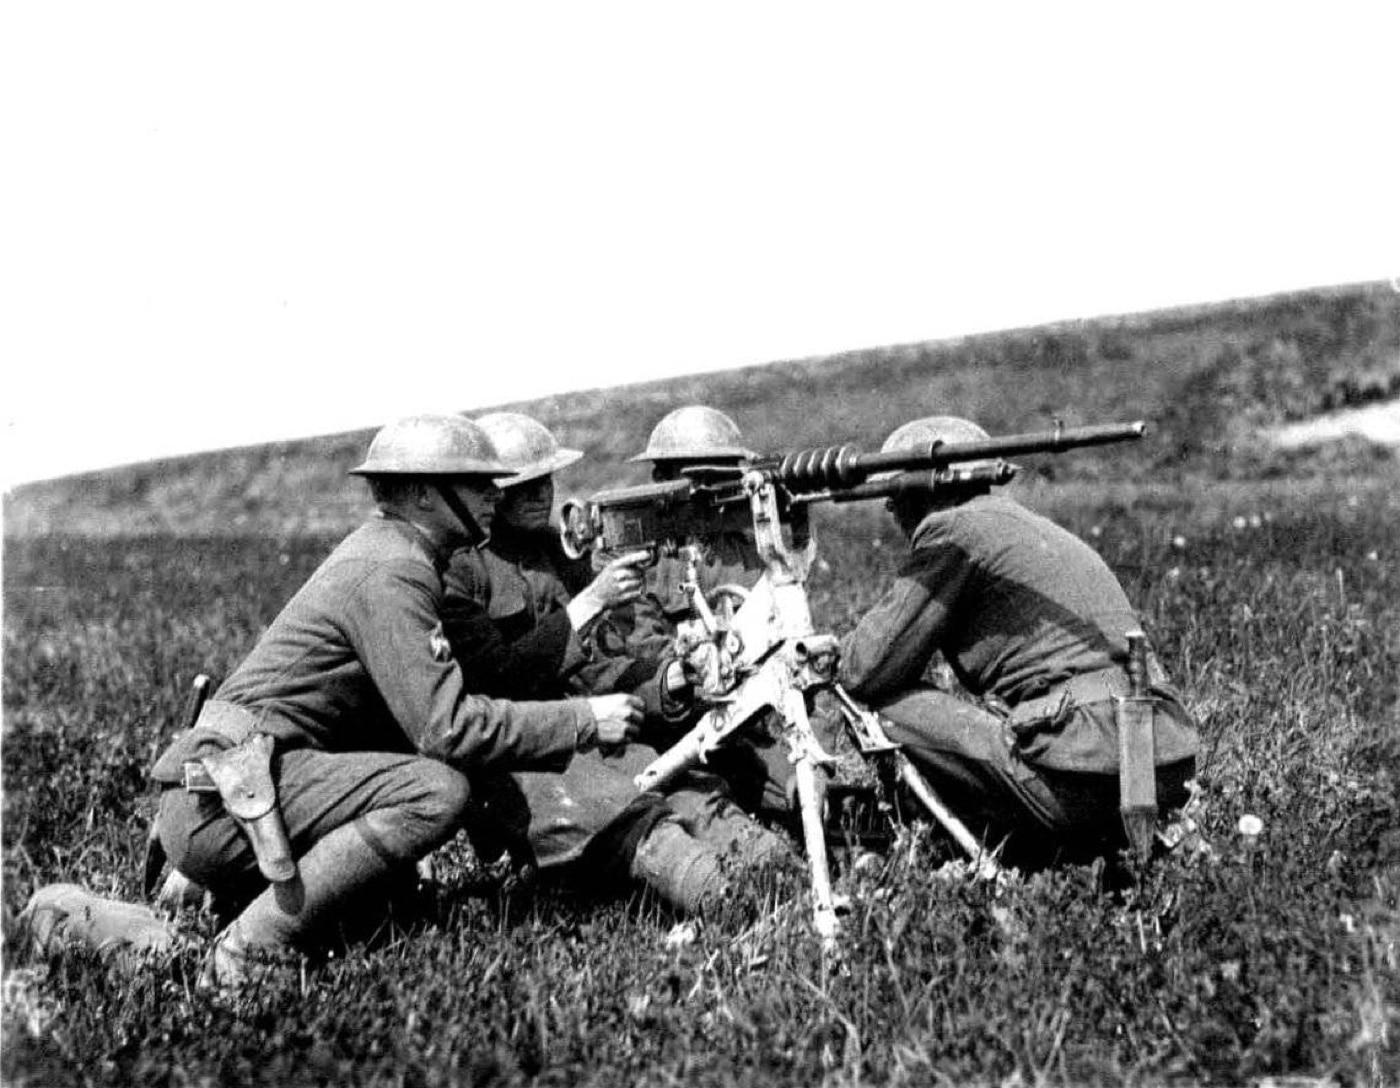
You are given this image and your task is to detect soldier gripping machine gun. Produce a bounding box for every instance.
[561,421,1147,946]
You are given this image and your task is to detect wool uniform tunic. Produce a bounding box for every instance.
[443,526,668,710]
[441,525,784,876]
[837,492,1198,863]
[152,514,594,899]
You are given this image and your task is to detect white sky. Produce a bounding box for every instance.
[2,3,1396,488]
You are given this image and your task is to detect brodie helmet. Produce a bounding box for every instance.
[880,416,991,458]
[474,412,583,487]
[879,416,998,480]
[628,405,756,464]
[349,414,509,477]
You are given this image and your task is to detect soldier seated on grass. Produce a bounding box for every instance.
[137,414,645,991]
[438,412,792,915]
[829,415,1200,872]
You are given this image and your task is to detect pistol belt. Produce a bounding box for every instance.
[1001,666,1130,740]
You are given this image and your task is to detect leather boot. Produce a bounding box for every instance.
[200,820,393,993]
[627,819,727,915]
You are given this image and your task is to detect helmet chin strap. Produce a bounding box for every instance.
[435,483,490,550]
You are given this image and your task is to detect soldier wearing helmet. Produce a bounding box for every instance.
[621,405,762,659]
[613,406,798,820]
[835,415,1200,870]
[629,405,757,475]
[146,414,645,990]
[439,412,791,915]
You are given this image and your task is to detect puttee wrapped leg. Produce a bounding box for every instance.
[627,819,728,915]
[202,818,394,992]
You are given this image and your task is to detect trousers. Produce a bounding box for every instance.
[158,747,472,906]
[864,687,1196,869]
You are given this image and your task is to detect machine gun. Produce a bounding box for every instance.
[561,420,1147,946]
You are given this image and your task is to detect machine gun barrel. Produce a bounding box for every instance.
[760,420,1146,493]
[560,419,1147,559]
[809,461,1018,505]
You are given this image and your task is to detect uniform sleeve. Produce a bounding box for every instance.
[342,561,590,771]
[838,517,976,704]
[610,593,680,666]
[451,606,581,698]
[567,642,656,696]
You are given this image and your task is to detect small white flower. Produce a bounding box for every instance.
[664,921,699,950]
[1172,535,1188,550]
[1090,525,1102,538]
[1237,814,1264,837]
[1367,551,1380,562]
[1167,567,1181,580]
[1340,913,1356,934]
[1248,514,1262,529]
[1232,516,1247,531]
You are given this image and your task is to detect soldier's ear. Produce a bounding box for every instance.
[412,482,436,510]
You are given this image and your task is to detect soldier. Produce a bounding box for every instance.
[836,415,1200,869]
[618,405,765,664]
[146,414,644,989]
[614,406,800,819]
[440,412,790,914]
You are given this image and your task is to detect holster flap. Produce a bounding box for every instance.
[200,732,277,820]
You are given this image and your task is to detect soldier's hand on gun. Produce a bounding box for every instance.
[567,550,650,630]
[585,693,644,749]
[588,550,650,609]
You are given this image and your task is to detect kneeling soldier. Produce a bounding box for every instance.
[836,415,1200,870]
[441,412,791,913]
[148,414,642,989]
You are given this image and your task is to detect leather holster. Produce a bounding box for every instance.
[199,732,297,883]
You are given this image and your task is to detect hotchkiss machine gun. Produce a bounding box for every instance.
[561,421,1148,946]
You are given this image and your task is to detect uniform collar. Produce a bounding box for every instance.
[909,492,985,543]
[374,510,455,574]
[486,522,554,563]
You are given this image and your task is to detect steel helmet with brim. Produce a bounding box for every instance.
[628,406,756,464]
[474,412,583,487]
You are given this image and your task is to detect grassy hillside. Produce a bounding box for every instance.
[4,280,1400,1085]
[5,478,1398,1085]
[6,282,1398,538]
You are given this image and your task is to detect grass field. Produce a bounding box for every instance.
[4,284,1400,1085]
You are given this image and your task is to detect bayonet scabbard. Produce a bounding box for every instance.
[1116,631,1158,858]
